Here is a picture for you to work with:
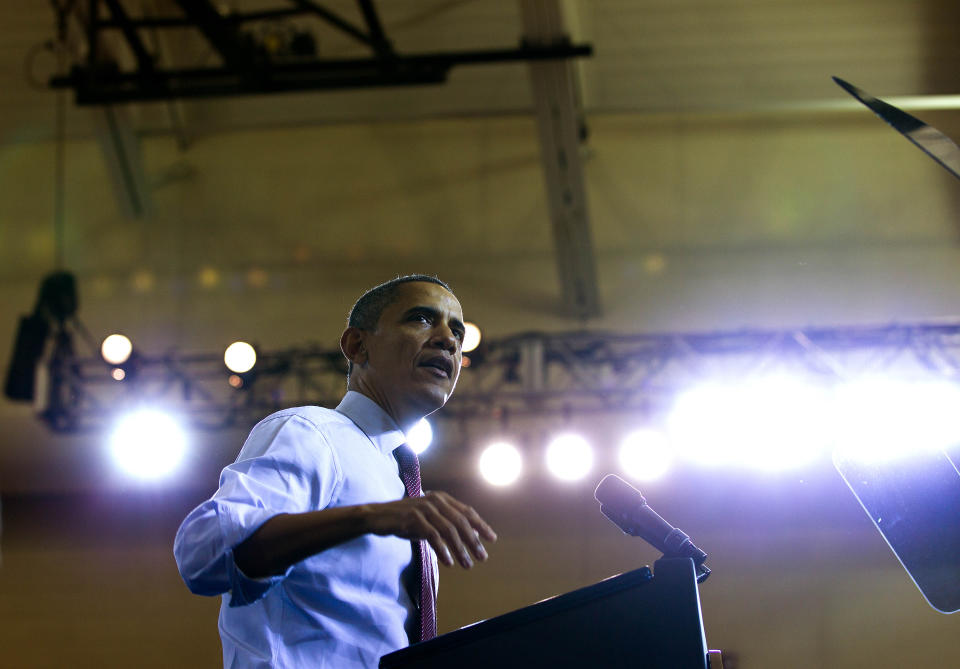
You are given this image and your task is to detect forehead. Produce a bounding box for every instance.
[386,281,462,319]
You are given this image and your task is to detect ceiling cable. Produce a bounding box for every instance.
[50,0,73,270]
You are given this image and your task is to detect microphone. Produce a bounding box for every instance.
[594,474,709,573]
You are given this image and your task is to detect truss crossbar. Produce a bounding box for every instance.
[37,322,960,433]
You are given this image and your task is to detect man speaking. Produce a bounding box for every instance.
[174,275,497,668]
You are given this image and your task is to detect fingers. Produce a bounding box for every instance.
[429,513,472,568]
[420,520,456,567]
[411,492,497,569]
[426,494,485,568]
[443,495,498,543]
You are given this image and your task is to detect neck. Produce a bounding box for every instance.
[348,381,424,433]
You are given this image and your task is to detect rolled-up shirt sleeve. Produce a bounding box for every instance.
[174,412,342,606]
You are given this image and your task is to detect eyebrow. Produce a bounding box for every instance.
[403,306,465,332]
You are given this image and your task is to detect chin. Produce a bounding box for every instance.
[412,386,450,416]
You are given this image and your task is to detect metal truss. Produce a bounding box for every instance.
[448,322,960,420]
[48,0,592,104]
[37,321,960,433]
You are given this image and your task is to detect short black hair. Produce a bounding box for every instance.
[347,274,453,331]
[345,274,455,379]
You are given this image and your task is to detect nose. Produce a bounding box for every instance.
[429,323,459,353]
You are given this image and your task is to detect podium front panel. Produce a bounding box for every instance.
[381,558,710,669]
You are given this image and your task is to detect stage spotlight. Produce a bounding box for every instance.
[111,368,126,381]
[463,322,482,353]
[668,378,830,470]
[406,418,433,455]
[833,379,960,462]
[5,314,49,401]
[546,433,593,481]
[108,409,187,480]
[5,272,77,401]
[479,441,523,486]
[618,429,672,482]
[101,334,133,365]
[224,341,257,374]
[736,377,831,470]
[666,385,733,467]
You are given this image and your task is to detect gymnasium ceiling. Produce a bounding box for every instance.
[4,1,960,493]
[3,0,960,141]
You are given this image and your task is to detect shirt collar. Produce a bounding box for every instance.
[335,391,407,455]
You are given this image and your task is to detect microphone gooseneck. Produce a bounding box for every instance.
[594,474,710,581]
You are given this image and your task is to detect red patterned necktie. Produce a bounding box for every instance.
[394,443,437,642]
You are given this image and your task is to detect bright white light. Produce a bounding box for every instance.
[101,334,133,365]
[224,341,257,374]
[108,409,187,480]
[463,322,482,353]
[479,441,523,486]
[618,429,673,481]
[667,385,740,467]
[668,378,831,470]
[833,379,960,463]
[736,378,832,470]
[406,418,433,455]
[545,433,593,481]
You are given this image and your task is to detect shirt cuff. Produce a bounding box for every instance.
[224,546,292,607]
[218,504,292,607]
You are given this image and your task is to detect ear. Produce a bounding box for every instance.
[340,327,368,366]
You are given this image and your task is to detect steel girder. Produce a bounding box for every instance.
[35,321,960,433]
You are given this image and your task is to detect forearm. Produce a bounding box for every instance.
[233,492,497,579]
[233,504,375,578]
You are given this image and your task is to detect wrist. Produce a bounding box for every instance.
[354,502,383,535]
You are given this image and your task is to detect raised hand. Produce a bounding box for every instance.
[366,491,497,568]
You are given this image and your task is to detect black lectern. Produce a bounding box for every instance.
[380,557,710,669]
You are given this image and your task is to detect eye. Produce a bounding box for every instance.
[410,312,431,325]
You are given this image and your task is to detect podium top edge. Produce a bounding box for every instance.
[380,566,656,667]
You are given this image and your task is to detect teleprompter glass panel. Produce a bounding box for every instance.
[834,448,960,613]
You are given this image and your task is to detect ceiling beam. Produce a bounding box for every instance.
[51,43,591,103]
[171,0,259,70]
[51,1,592,104]
[356,0,394,59]
[288,0,377,49]
[520,0,601,320]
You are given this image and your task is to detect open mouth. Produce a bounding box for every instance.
[419,356,453,378]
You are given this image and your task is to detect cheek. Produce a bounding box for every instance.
[397,339,424,370]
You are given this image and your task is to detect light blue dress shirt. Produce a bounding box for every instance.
[174,391,435,668]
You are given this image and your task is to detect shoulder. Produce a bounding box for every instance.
[238,405,351,461]
[252,405,350,433]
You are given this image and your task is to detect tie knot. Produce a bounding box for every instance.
[395,444,422,499]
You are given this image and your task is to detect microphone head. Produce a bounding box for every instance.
[594,474,647,508]
[594,474,709,572]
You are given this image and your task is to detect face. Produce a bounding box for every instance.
[348,281,465,429]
